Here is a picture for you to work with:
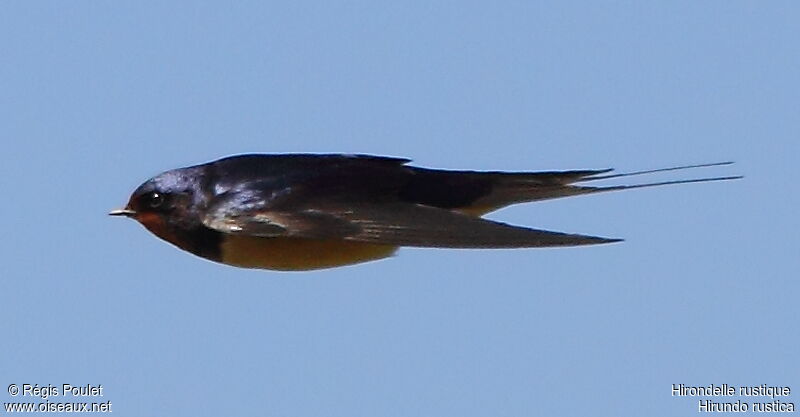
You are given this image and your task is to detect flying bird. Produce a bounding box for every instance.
[110,154,739,271]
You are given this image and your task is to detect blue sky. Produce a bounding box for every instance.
[1,1,797,416]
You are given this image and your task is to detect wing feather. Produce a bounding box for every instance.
[332,203,620,248]
[202,191,620,248]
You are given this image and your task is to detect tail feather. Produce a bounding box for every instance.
[579,161,735,182]
[472,162,741,209]
[578,175,743,193]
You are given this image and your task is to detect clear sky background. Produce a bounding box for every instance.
[1,2,797,416]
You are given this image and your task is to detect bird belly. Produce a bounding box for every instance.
[220,236,398,271]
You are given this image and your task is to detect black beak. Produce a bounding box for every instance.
[108,208,137,217]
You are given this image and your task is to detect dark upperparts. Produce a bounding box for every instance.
[198,153,498,210]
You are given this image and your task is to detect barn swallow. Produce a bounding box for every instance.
[110,154,739,271]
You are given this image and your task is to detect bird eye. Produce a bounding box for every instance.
[147,192,165,208]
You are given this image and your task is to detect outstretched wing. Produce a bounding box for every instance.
[201,187,619,248]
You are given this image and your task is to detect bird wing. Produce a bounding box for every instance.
[201,187,619,248]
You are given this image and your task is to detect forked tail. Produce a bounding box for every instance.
[473,161,742,207]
